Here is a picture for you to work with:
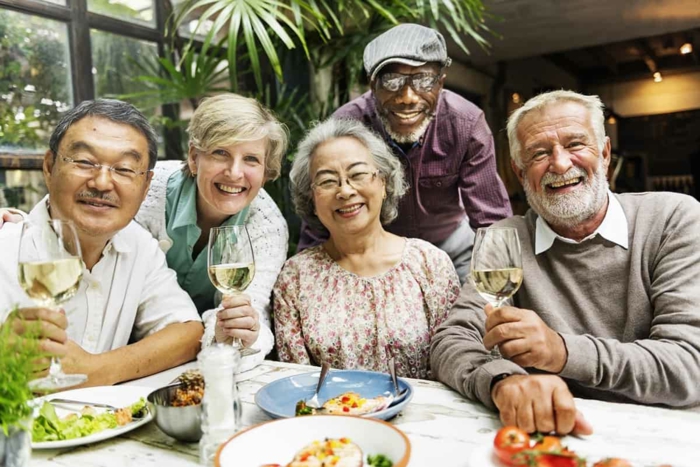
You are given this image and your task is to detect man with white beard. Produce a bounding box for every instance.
[431,90,700,435]
[297,23,512,283]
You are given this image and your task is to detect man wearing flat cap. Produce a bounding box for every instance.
[298,23,512,283]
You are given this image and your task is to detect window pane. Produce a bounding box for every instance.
[91,30,163,154]
[0,9,72,153]
[88,0,154,28]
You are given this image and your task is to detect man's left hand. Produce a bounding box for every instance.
[215,293,260,348]
[483,304,567,373]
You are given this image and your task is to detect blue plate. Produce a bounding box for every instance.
[254,369,413,421]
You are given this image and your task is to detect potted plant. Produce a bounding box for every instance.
[0,308,42,467]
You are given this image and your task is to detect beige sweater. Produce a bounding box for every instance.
[431,192,700,409]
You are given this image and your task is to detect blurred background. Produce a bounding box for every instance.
[1,0,699,248]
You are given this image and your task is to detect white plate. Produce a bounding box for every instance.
[216,415,411,467]
[31,385,153,449]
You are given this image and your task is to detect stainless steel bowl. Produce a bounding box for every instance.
[147,382,202,443]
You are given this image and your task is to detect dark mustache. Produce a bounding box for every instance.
[77,190,118,204]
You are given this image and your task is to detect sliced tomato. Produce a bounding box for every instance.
[493,426,530,466]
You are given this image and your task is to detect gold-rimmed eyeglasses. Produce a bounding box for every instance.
[60,155,152,184]
[312,170,379,194]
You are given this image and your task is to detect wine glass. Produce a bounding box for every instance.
[18,219,87,391]
[207,225,256,349]
[470,227,523,358]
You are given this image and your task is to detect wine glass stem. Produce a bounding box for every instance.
[48,357,63,378]
[224,293,244,350]
[490,298,505,359]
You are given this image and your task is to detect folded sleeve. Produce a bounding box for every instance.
[430,279,526,410]
[132,236,201,342]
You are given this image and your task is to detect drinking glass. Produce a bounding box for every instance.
[207,225,256,349]
[470,227,523,358]
[18,219,87,391]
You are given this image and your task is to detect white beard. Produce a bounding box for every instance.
[379,113,433,144]
[523,157,609,230]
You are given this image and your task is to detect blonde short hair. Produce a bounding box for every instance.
[186,93,289,180]
[506,90,606,168]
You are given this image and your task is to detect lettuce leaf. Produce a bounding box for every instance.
[31,401,118,442]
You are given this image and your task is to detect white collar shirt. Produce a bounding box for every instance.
[0,197,200,354]
[535,190,629,255]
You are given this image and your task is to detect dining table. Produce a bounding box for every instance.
[30,360,700,467]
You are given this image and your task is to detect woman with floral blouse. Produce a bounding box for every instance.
[273,118,460,379]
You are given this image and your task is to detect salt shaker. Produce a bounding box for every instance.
[198,344,242,466]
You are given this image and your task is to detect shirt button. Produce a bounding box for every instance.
[158,239,173,252]
[436,181,442,187]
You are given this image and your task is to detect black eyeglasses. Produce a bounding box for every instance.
[378,72,441,93]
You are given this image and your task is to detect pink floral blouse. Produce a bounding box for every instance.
[273,238,460,379]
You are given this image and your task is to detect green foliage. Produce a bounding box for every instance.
[0,9,72,152]
[0,307,43,434]
[169,0,490,95]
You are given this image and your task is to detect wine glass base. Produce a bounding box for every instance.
[29,373,88,392]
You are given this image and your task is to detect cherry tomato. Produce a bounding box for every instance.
[494,426,530,466]
[593,459,633,467]
[537,453,581,467]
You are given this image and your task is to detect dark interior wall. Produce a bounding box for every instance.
[618,109,700,176]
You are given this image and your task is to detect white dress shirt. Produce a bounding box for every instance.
[535,190,629,255]
[0,197,201,354]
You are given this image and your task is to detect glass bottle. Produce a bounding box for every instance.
[198,344,242,466]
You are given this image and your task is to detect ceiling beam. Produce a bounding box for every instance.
[636,39,658,73]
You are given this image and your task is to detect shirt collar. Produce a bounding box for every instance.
[170,170,199,230]
[29,195,130,254]
[535,190,628,254]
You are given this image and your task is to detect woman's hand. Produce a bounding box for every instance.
[214,293,260,348]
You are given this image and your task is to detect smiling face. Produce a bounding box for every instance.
[43,116,152,243]
[512,101,611,231]
[372,62,444,144]
[188,139,268,226]
[310,136,386,237]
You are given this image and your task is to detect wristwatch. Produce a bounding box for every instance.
[490,373,511,392]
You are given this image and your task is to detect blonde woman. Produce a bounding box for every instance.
[136,93,289,371]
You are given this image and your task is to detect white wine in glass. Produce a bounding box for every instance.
[470,227,523,358]
[18,219,87,391]
[207,225,255,349]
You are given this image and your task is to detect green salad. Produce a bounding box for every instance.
[32,398,147,442]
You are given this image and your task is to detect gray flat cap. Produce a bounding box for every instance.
[364,23,451,81]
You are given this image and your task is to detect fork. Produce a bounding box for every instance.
[387,357,408,401]
[305,361,331,409]
[47,398,147,419]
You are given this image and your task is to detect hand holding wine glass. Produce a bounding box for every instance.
[17,219,87,391]
[207,225,256,350]
[470,227,523,358]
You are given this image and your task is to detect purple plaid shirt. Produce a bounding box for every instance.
[298,90,512,249]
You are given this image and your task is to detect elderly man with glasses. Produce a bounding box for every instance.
[0,99,203,387]
[297,23,512,283]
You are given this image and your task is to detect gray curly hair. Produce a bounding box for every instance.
[290,118,408,234]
